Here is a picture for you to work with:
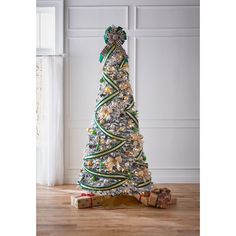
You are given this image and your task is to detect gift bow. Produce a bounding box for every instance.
[80,193,95,197]
[99,106,112,120]
[79,192,96,207]
[107,156,122,172]
[152,187,171,194]
[135,187,172,208]
[137,168,151,181]
[130,133,143,143]
[99,25,127,62]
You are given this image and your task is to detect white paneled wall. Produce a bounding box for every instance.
[64,0,200,183]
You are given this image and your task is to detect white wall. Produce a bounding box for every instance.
[64,0,200,184]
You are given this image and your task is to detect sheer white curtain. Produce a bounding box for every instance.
[36,56,64,186]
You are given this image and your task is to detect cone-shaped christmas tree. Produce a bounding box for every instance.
[78,26,153,195]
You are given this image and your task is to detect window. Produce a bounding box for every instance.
[36,0,63,55]
[37,7,55,53]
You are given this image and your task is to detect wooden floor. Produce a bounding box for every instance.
[37,184,199,236]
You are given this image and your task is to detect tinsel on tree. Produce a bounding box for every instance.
[78,25,152,195]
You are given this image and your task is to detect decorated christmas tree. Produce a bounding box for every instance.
[78,26,153,195]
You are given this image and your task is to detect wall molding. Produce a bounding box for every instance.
[65,0,200,7]
[67,5,129,30]
[135,5,199,30]
[66,28,199,37]
[64,0,200,184]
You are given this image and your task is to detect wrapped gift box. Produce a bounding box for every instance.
[71,192,108,209]
[154,187,172,209]
[148,192,158,207]
[134,187,175,209]
[71,187,176,209]
[134,192,150,206]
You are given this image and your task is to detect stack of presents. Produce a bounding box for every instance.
[71,185,176,209]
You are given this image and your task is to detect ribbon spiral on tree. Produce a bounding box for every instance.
[79,26,152,192]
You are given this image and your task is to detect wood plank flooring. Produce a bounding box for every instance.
[37,184,199,236]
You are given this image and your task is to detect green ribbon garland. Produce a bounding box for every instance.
[94,115,126,141]
[80,42,151,191]
[84,141,126,160]
[125,110,139,127]
[137,180,152,188]
[83,165,128,179]
[80,178,128,191]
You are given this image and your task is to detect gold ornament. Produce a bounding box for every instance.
[87,160,93,167]
[128,119,135,128]
[123,96,129,102]
[104,86,113,94]
[106,156,122,172]
[123,188,129,194]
